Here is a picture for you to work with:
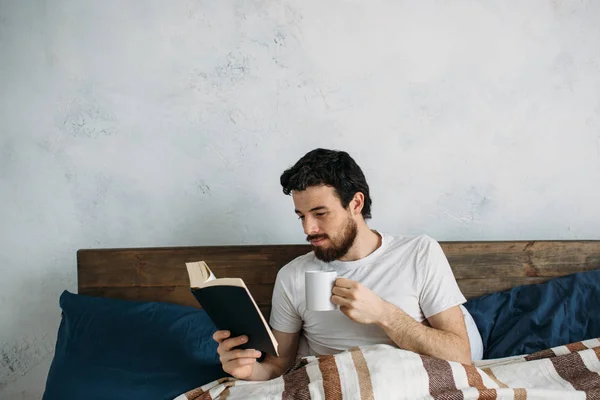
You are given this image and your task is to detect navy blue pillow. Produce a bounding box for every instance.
[43,291,226,400]
[464,269,600,359]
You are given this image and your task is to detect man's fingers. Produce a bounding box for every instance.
[213,332,259,380]
[331,294,352,307]
[213,330,230,343]
[331,286,343,295]
[221,348,262,364]
[332,286,353,298]
[217,335,250,355]
[222,335,248,351]
[335,277,357,288]
[226,357,258,368]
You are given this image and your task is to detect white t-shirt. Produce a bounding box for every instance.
[269,233,483,359]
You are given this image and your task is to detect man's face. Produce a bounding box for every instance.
[292,185,358,262]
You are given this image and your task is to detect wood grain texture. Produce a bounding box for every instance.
[78,241,600,316]
[77,244,309,316]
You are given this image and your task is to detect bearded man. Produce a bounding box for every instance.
[212,148,484,381]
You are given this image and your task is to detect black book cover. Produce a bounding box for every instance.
[191,285,278,357]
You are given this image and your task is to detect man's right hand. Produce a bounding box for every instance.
[213,330,263,380]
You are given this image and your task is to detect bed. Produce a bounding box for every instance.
[42,240,600,400]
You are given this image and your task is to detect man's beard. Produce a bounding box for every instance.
[307,216,358,262]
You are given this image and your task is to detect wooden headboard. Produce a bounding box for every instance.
[78,240,600,317]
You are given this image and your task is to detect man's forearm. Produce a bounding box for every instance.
[376,302,472,365]
[248,354,290,381]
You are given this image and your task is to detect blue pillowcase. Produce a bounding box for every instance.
[464,269,600,359]
[43,291,226,400]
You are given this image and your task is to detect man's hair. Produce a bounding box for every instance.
[280,148,372,219]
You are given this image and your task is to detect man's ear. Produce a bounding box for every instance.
[350,192,365,216]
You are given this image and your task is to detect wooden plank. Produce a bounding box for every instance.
[77,245,310,288]
[77,241,600,306]
[442,241,600,278]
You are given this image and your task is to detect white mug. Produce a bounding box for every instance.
[305,270,338,311]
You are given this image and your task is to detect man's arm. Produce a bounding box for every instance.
[331,278,472,365]
[249,329,301,380]
[377,302,472,365]
[214,328,300,381]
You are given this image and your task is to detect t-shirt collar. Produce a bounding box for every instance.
[319,231,388,272]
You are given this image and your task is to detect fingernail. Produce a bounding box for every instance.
[255,351,262,357]
[241,336,247,342]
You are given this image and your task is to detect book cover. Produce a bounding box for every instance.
[185,261,279,357]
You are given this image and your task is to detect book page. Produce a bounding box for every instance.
[186,261,216,287]
[242,284,279,353]
[205,264,216,282]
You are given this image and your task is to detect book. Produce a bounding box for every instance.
[185,261,279,357]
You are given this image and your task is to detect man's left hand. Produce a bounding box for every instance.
[331,278,388,325]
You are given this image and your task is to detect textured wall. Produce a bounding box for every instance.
[1,0,600,397]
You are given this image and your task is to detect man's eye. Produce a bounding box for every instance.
[297,215,305,220]
[316,213,326,217]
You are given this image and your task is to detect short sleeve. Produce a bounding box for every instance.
[269,265,302,333]
[417,236,467,319]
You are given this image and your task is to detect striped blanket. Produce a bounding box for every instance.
[175,338,600,399]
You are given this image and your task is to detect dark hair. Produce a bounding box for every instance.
[280,148,372,219]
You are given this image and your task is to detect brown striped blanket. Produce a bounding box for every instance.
[174,338,600,399]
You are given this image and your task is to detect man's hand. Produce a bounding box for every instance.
[331,278,472,364]
[331,278,387,324]
[213,329,301,382]
[213,330,263,380]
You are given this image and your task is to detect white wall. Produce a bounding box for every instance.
[1,0,599,397]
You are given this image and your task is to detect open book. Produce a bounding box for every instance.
[185,261,279,357]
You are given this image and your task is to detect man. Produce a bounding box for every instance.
[213,148,484,381]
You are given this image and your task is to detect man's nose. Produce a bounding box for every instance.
[303,217,320,236]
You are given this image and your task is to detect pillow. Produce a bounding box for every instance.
[464,269,600,359]
[43,291,226,400]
